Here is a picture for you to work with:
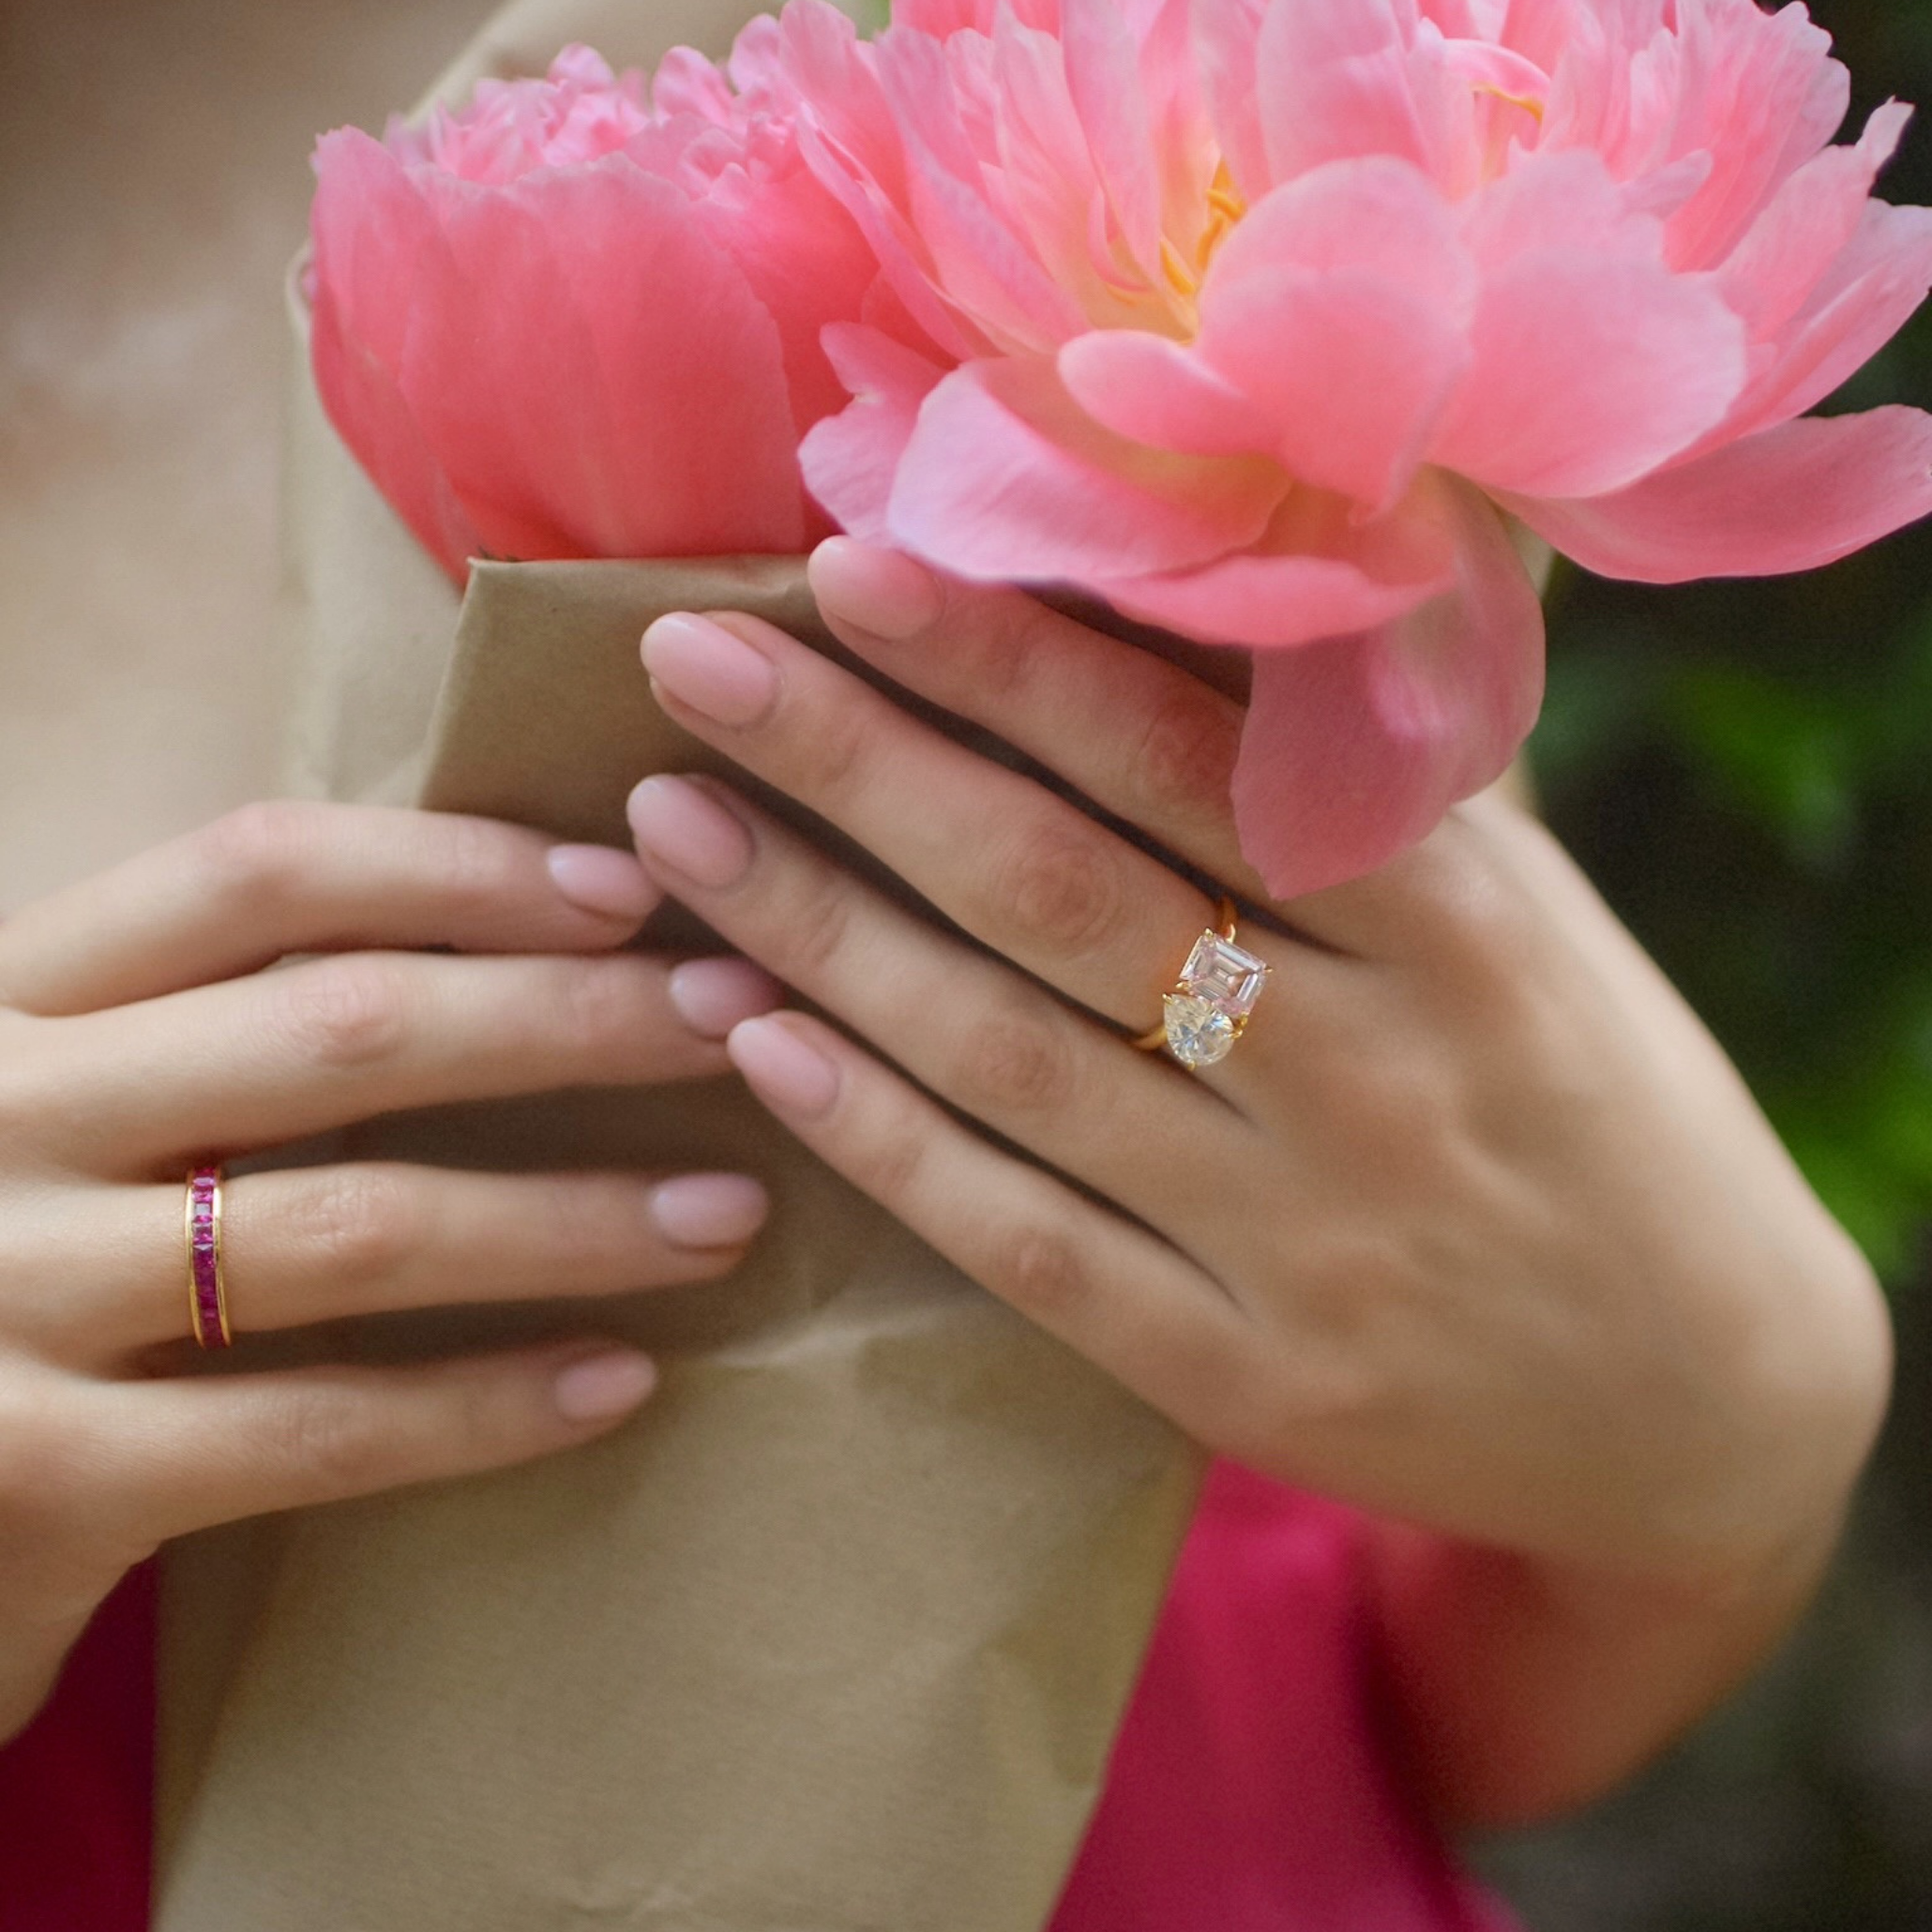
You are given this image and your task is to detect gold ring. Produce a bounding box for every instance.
[1134,898,1271,1070]
[186,1163,233,1349]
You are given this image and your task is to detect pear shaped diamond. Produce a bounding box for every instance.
[1163,992,1238,1068]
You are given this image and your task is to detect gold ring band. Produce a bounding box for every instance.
[187,1164,233,1350]
[1135,898,1271,1070]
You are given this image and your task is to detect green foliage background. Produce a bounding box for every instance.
[1485,1,1932,1923]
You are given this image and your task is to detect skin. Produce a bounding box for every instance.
[626,536,1895,1832]
[0,800,781,1744]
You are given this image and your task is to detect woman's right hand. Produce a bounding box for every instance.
[0,800,780,1742]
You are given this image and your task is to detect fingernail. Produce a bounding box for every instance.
[727,1014,840,1119]
[642,612,779,726]
[553,1347,657,1423]
[668,956,783,1038]
[650,1172,770,1248]
[627,776,753,888]
[545,843,659,922]
[808,538,943,641]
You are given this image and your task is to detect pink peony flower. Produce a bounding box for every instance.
[778,0,1932,895]
[309,38,879,581]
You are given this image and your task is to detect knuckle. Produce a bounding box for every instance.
[0,1014,53,1140]
[279,957,415,1070]
[1401,815,1544,986]
[0,1377,86,1544]
[781,871,855,983]
[543,956,650,1060]
[192,800,324,912]
[851,1110,927,1205]
[989,820,1126,959]
[786,696,875,805]
[531,1177,631,1275]
[272,1391,391,1498]
[294,1166,425,1288]
[428,812,519,921]
[987,1222,1090,1321]
[1131,690,1239,823]
[952,1003,1079,1119]
[961,594,1044,702]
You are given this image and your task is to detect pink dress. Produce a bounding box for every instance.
[0,1472,1513,1931]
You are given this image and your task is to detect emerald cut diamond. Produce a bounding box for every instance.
[1178,931,1269,1018]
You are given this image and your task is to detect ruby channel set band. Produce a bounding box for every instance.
[1135,898,1272,1069]
[186,1163,233,1350]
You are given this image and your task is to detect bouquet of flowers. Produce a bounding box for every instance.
[154,3,1931,1928]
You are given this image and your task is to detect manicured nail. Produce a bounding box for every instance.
[642,612,778,726]
[552,1347,657,1423]
[727,1014,840,1118]
[545,843,659,922]
[808,538,943,641]
[650,1172,770,1248]
[668,957,783,1038]
[627,776,754,887]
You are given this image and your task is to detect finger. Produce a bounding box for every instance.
[641,606,1234,1030]
[626,774,1252,1228]
[806,539,1267,901]
[38,951,780,1176]
[805,539,1497,961]
[79,1338,662,1546]
[28,1166,768,1364]
[0,802,661,1018]
[724,1009,1265,1446]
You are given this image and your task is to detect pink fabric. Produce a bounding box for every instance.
[1050,1462,1518,1932]
[0,1563,154,1932]
[0,1485,1512,1929]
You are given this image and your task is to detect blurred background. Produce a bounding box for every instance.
[1479,0,1932,1922]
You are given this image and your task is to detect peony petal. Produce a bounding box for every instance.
[874,28,1090,350]
[1094,482,1458,646]
[1062,0,1163,276]
[1229,480,1546,898]
[1057,328,1262,457]
[309,129,479,578]
[1715,99,1913,342]
[800,324,949,541]
[1206,155,1475,309]
[1715,196,1932,444]
[1432,154,1747,498]
[886,357,1286,579]
[1656,0,1850,271]
[986,8,1122,313]
[686,140,883,434]
[1190,0,1272,204]
[1196,265,1472,510]
[1253,0,1435,187]
[1501,406,1932,582]
[1097,548,1445,650]
[399,159,808,563]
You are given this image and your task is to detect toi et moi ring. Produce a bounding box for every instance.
[1134,898,1272,1071]
[186,1163,233,1350]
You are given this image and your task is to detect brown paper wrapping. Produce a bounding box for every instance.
[153,5,1200,1925]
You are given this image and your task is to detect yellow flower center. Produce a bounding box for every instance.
[1472,81,1546,123]
[1161,159,1247,306]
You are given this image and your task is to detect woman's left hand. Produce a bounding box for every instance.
[626,537,1893,1822]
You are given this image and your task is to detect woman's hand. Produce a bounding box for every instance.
[0,801,779,1743]
[626,537,1894,1827]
